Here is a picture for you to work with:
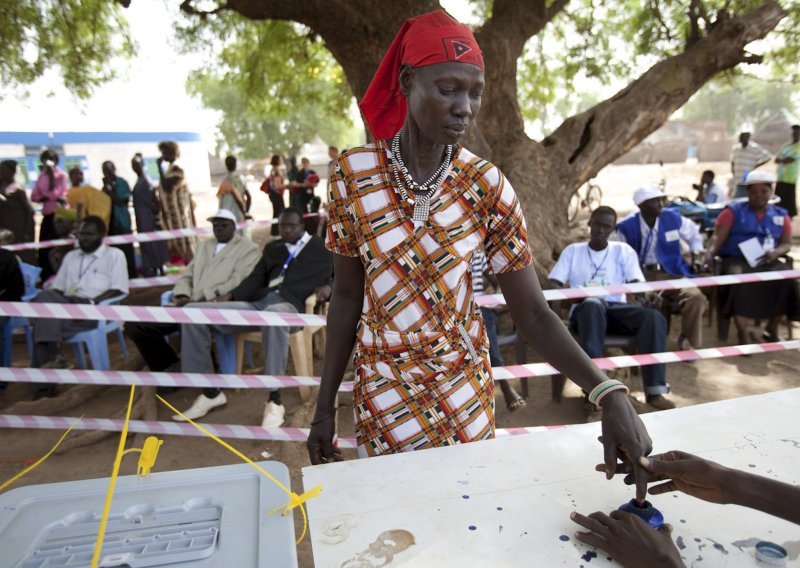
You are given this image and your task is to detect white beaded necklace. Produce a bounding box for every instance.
[389,130,453,222]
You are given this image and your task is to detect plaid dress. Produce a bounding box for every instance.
[326,141,532,457]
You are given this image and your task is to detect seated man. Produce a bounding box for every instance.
[124,209,260,374]
[549,206,674,410]
[616,185,708,350]
[692,170,728,205]
[177,208,333,427]
[31,216,128,396]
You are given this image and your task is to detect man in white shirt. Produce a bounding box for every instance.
[693,170,728,205]
[731,132,772,198]
[616,185,708,350]
[31,216,128,395]
[549,206,673,410]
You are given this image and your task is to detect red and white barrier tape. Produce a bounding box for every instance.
[0,301,326,327]
[0,415,565,445]
[2,341,796,389]
[1,213,325,251]
[478,270,800,307]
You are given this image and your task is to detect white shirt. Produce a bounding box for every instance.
[52,244,129,299]
[214,242,227,256]
[285,232,311,256]
[549,241,643,303]
[616,213,704,265]
[731,142,772,184]
[704,182,728,204]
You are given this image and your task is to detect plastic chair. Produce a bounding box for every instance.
[1,262,42,367]
[64,293,129,370]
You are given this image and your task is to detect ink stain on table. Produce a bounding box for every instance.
[709,538,729,554]
[462,495,470,499]
[496,507,503,511]
[581,550,598,562]
[748,464,756,468]
[679,519,686,523]
[468,525,477,531]
[559,535,570,542]
[676,536,686,550]
[694,537,701,543]
[498,525,503,533]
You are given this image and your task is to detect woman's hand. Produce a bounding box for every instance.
[571,510,683,568]
[306,413,343,465]
[599,392,653,502]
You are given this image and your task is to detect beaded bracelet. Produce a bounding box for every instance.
[588,379,630,408]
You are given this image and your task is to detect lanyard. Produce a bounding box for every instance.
[640,226,656,265]
[586,245,610,281]
[78,253,98,280]
[280,234,310,276]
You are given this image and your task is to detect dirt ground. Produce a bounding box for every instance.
[2,161,799,567]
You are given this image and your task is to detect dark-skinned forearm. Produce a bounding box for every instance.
[313,292,361,419]
[512,301,608,392]
[728,469,800,525]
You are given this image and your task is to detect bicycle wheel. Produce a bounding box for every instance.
[567,191,581,223]
[585,183,602,211]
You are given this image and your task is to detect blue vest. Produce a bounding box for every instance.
[616,209,692,277]
[718,202,787,258]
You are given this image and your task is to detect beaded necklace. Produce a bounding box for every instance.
[389,130,453,222]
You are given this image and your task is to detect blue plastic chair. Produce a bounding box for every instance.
[1,262,42,367]
[64,293,129,370]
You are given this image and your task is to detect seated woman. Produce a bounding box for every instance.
[706,170,797,344]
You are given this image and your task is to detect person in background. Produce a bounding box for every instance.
[131,154,168,277]
[571,451,800,567]
[66,167,111,226]
[706,170,796,344]
[0,160,35,264]
[102,161,137,278]
[125,209,259,383]
[691,170,727,205]
[0,229,25,389]
[31,149,69,280]
[156,141,196,264]
[217,155,248,223]
[616,186,707,351]
[292,157,320,214]
[178,208,333,427]
[261,154,287,237]
[730,131,771,199]
[327,146,339,172]
[472,248,526,411]
[30,216,128,397]
[549,206,674,411]
[775,124,800,218]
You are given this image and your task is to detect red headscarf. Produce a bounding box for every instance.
[359,10,484,141]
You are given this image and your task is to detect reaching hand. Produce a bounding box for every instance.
[599,392,653,502]
[571,511,682,568]
[641,451,731,504]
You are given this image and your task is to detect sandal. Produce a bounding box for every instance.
[506,397,527,412]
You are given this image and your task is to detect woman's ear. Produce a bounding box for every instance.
[398,64,413,97]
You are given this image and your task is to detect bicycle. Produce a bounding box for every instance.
[567,180,603,223]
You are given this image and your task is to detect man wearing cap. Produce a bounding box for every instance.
[707,170,795,344]
[731,132,772,199]
[124,209,259,391]
[616,185,707,350]
[775,124,800,218]
[177,207,333,427]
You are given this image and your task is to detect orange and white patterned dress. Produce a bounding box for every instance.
[326,141,532,457]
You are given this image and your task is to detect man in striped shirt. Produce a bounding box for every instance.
[731,132,772,199]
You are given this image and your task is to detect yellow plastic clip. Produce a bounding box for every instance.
[120,436,163,477]
[270,485,323,517]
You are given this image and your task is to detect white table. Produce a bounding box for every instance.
[303,389,800,567]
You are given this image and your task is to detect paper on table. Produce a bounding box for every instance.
[738,236,765,268]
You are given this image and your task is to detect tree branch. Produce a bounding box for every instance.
[543,0,787,195]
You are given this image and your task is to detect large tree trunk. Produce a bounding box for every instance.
[183,0,787,265]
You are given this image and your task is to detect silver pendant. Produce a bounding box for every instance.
[456,322,480,362]
[412,195,431,222]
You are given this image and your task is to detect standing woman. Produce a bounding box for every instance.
[131,154,168,276]
[0,160,36,265]
[307,11,653,497]
[31,149,68,279]
[261,154,287,236]
[156,141,196,264]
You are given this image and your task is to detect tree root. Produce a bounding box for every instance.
[3,385,111,416]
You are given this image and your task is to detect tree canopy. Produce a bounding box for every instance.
[1,0,796,259]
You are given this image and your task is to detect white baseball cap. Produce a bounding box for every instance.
[633,185,666,206]
[745,170,776,185]
[207,209,238,223]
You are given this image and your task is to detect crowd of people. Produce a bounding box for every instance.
[1,10,799,566]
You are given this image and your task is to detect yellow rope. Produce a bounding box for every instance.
[0,416,83,493]
[157,395,320,544]
[91,383,136,568]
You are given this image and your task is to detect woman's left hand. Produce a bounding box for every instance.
[570,510,682,568]
[599,391,653,502]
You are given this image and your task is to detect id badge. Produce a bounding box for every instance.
[268,276,284,288]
